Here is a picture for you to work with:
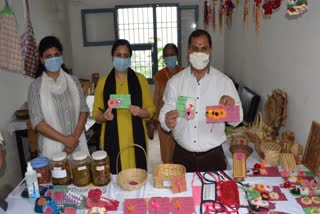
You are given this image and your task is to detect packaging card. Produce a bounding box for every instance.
[206,105,240,123]
[176,96,196,118]
[109,94,131,109]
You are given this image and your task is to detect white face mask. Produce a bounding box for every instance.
[189,52,210,70]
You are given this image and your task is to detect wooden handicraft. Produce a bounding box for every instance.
[264,89,288,139]
[260,142,281,166]
[281,153,297,171]
[153,164,186,192]
[245,112,272,153]
[302,121,320,176]
[230,145,253,182]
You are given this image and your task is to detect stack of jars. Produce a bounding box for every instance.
[31,157,51,184]
[51,152,71,185]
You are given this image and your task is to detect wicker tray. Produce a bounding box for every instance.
[116,144,148,191]
[260,142,281,166]
[153,164,186,189]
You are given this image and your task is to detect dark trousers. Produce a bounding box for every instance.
[172,143,227,172]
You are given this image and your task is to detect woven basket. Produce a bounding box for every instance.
[153,164,186,189]
[245,112,272,152]
[116,144,148,191]
[260,142,281,166]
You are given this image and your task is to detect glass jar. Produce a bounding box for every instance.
[31,157,51,184]
[71,151,91,187]
[51,152,71,185]
[91,151,111,186]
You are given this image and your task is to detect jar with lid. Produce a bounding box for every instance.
[91,151,111,186]
[31,157,51,184]
[71,151,91,187]
[50,152,71,185]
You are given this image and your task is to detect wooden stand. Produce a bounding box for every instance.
[233,153,246,182]
[281,153,297,171]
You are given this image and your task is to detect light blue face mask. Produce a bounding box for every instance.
[164,56,177,70]
[44,56,63,72]
[113,57,131,72]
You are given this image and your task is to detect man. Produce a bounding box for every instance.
[153,43,183,163]
[159,29,243,172]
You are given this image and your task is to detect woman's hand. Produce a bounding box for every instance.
[103,107,114,121]
[128,105,141,117]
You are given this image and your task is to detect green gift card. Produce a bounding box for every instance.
[110,94,131,109]
[176,96,196,118]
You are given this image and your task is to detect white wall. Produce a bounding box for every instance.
[67,0,225,80]
[0,0,71,198]
[224,2,320,145]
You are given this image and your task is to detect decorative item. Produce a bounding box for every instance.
[117,144,148,191]
[243,0,249,32]
[281,153,297,171]
[224,0,235,28]
[245,112,272,152]
[204,0,212,30]
[171,175,187,194]
[230,144,253,181]
[260,142,281,166]
[176,96,196,120]
[171,197,196,214]
[212,0,217,30]
[206,105,240,122]
[153,164,186,190]
[262,0,281,15]
[219,0,225,32]
[302,121,320,176]
[264,89,288,139]
[287,0,308,16]
[109,94,130,108]
[254,0,262,32]
[148,197,171,214]
[124,198,147,214]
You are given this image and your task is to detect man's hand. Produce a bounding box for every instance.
[219,95,235,106]
[63,145,75,154]
[165,110,180,129]
[103,107,114,121]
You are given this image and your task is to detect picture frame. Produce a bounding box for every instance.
[302,121,320,175]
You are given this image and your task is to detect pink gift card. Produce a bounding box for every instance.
[171,197,196,214]
[206,105,240,123]
[124,198,147,214]
[148,197,170,214]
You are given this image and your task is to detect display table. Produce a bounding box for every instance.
[4,143,306,214]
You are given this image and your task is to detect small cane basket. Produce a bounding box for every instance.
[116,144,148,191]
[260,142,281,166]
[153,164,186,189]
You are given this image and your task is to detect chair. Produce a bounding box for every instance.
[239,87,260,124]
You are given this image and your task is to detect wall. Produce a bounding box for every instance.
[224,1,320,145]
[67,0,225,80]
[0,0,71,198]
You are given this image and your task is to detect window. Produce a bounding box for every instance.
[116,4,179,82]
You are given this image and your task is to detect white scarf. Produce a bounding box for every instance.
[40,69,88,159]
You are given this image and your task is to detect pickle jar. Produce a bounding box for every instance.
[31,157,51,184]
[50,152,71,185]
[71,151,91,187]
[91,151,111,186]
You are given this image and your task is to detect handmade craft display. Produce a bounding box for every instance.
[212,0,217,30]
[287,0,308,16]
[206,105,240,123]
[303,121,320,176]
[243,0,249,32]
[148,197,171,214]
[264,89,288,139]
[109,94,131,108]
[224,0,235,27]
[171,197,196,214]
[176,96,196,120]
[245,112,273,152]
[204,0,212,30]
[153,164,186,192]
[86,189,119,211]
[247,165,281,177]
[218,0,225,32]
[259,141,281,166]
[281,153,297,171]
[230,144,253,182]
[262,0,281,15]
[124,198,147,214]
[254,0,262,32]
